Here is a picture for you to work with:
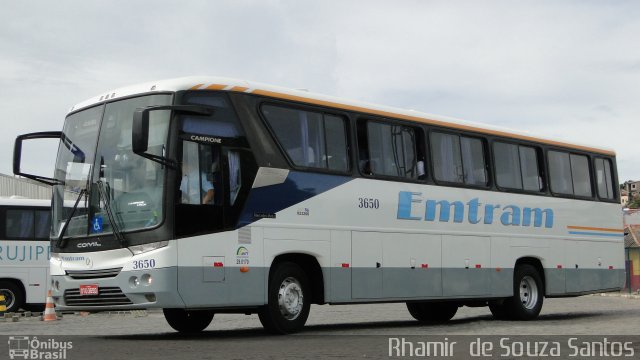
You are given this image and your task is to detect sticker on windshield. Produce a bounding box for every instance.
[91,215,103,233]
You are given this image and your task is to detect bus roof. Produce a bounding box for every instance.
[69,76,616,156]
[0,197,51,207]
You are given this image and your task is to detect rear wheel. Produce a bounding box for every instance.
[0,281,24,314]
[406,302,458,323]
[492,264,544,320]
[258,262,311,334]
[163,308,214,333]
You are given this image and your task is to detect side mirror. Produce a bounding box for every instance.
[132,105,215,168]
[132,109,150,154]
[13,131,63,186]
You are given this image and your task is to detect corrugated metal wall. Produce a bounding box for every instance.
[0,173,52,199]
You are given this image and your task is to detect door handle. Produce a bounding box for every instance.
[376,262,381,268]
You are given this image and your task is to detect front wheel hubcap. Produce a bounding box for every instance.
[519,276,539,310]
[277,277,303,320]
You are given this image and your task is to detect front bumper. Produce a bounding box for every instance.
[51,266,184,311]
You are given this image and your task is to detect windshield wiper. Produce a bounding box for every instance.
[56,188,87,248]
[96,180,126,247]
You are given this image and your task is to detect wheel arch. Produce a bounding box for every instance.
[269,253,325,305]
[515,257,546,295]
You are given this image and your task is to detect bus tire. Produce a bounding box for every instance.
[504,264,544,320]
[258,262,311,334]
[406,302,458,323]
[163,308,214,333]
[0,281,24,314]
[488,300,509,320]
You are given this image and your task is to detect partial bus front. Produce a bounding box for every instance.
[49,91,256,311]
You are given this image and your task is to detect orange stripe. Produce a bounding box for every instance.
[251,90,615,156]
[567,226,624,233]
[192,86,615,156]
[230,86,249,92]
[189,84,205,90]
[204,84,227,90]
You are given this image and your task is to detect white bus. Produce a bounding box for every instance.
[14,77,624,333]
[0,198,51,313]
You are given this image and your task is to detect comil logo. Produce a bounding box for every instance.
[8,336,73,359]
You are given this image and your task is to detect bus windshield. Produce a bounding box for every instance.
[52,94,172,240]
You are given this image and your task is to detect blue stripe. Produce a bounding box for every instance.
[238,171,353,227]
[568,231,623,238]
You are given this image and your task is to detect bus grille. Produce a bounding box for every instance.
[64,287,133,306]
[65,267,122,279]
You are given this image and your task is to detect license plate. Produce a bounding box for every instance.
[79,284,99,296]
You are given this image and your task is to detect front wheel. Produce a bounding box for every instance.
[0,281,24,314]
[258,262,311,334]
[163,308,214,333]
[406,302,458,323]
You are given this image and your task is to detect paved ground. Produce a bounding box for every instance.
[1,295,639,359]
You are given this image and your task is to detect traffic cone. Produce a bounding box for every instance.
[42,290,58,321]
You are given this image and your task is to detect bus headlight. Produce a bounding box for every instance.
[128,241,169,255]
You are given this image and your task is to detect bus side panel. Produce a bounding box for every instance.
[442,235,490,297]
[176,230,266,308]
[329,230,351,303]
[26,267,47,304]
[381,232,442,298]
[490,236,514,296]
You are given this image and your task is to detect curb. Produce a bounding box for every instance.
[593,292,640,299]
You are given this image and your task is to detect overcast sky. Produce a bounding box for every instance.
[1,1,639,182]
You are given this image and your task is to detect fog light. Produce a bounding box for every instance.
[144,293,156,302]
[141,274,152,286]
[54,281,60,291]
[129,276,140,288]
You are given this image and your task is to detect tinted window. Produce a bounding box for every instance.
[432,132,462,183]
[520,146,542,191]
[595,158,615,199]
[367,122,418,179]
[6,209,35,239]
[494,142,522,189]
[262,105,349,171]
[35,210,51,240]
[432,132,487,186]
[570,154,592,197]
[548,151,592,197]
[494,142,542,191]
[460,137,487,186]
[548,151,573,194]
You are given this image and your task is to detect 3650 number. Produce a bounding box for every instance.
[132,259,156,270]
[358,197,380,209]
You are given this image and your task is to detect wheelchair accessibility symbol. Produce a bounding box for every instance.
[91,216,103,233]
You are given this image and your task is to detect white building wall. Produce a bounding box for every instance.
[0,173,52,200]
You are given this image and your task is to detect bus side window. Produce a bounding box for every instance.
[595,158,615,200]
[262,105,349,172]
[360,120,422,180]
[6,209,35,240]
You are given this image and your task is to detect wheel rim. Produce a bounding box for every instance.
[277,277,303,320]
[519,275,538,310]
[0,289,16,310]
